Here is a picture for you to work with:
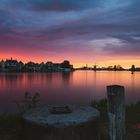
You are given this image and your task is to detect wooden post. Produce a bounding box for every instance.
[107,85,125,140]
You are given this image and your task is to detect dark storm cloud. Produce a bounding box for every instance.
[112,34,140,44]
[0,0,140,57]
[30,0,103,11]
[103,43,140,56]
[2,0,102,11]
[0,10,13,34]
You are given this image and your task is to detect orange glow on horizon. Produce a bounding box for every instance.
[0,53,140,69]
[74,60,140,69]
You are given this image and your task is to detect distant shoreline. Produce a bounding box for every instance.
[0,69,140,73]
[75,69,140,72]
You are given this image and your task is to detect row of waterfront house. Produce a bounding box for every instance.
[0,58,73,72]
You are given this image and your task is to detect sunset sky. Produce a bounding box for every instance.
[0,0,140,68]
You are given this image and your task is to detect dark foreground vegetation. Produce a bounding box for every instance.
[91,99,140,140]
[0,99,140,140]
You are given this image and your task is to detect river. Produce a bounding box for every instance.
[0,70,140,112]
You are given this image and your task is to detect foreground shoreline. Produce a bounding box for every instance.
[0,100,140,140]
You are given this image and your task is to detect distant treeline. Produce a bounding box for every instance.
[77,64,140,72]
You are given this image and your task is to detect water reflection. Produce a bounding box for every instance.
[62,72,71,86]
[0,71,140,112]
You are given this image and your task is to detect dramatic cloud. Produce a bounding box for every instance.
[0,0,103,11]
[0,0,140,67]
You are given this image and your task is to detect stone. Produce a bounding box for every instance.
[22,105,100,140]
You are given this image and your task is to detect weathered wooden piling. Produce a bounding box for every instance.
[107,85,125,140]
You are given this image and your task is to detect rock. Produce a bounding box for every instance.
[22,105,100,140]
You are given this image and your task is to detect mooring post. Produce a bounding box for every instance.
[107,85,125,140]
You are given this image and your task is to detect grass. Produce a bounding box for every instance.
[126,102,140,139]
[0,99,140,140]
[0,113,22,140]
[91,99,140,140]
[91,99,108,140]
[0,92,40,140]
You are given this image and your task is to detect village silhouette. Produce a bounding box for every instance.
[0,58,140,72]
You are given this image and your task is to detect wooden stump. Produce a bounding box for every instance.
[107,85,125,140]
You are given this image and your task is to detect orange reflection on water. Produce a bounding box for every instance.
[0,71,140,112]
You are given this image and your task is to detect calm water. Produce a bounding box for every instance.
[0,70,140,112]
